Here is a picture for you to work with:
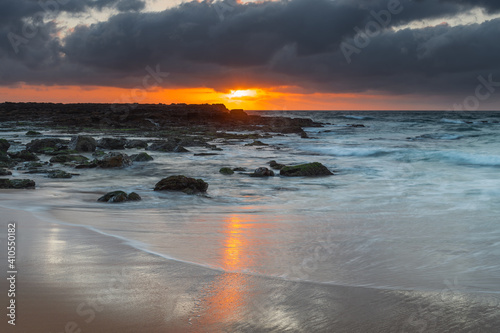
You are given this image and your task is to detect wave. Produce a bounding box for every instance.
[434,151,500,167]
[305,146,397,157]
[343,115,372,120]
[440,118,466,124]
[410,133,463,141]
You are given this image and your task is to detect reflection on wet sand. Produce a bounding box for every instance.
[196,214,266,328]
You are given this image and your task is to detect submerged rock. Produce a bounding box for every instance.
[280,162,333,177]
[98,191,141,203]
[245,140,268,146]
[219,167,234,175]
[97,152,132,168]
[250,167,275,177]
[49,154,88,164]
[147,141,190,153]
[8,150,39,161]
[269,160,285,170]
[69,135,97,152]
[125,139,148,149]
[47,170,73,179]
[26,131,42,136]
[154,175,208,194]
[97,137,127,150]
[0,139,10,152]
[130,152,153,162]
[232,167,246,172]
[0,178,36,189]
[26,138,69,153]
[0,168,12,176]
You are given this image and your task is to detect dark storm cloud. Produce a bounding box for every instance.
[1,0,500,100]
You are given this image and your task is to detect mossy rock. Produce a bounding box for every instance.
[219,167,234,175]
[280,162,333,177]
[232,167,246,172]
[8,150,39,161]
[98,191,142,203]
[26,131,42,136]
[131,152,153,162]
[0,178,36,189]
[154,175,208,194]
[0,168,12,176]
[0,139,10,152]
[250,167,274,177]
[50,155,89,164]
[26,138,69,153]
[47,170,73,179]
[269,160,285,170]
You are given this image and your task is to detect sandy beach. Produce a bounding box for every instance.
[1,206,499,333]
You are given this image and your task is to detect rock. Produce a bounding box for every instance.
[97,190,140,203]
[250,167,275,177]
[232,167,246,172]
[269,160,285,170]
[131,152,153,162]
[219,167,234,175]
[280,162,333,177]
[8,150,39,161]
[0,151,13,167]
[26,138,69,153]
[47,170,73,179]
[0,178,36,189]
[69,135,97,152]
[97,138,127,150]
[26,131,42,136]
[194,153,220,156]
[154,175,208,194]
[230,109,248,119]
[97,152,132,168]
[0,139,10,152]
[92,150,106,157]
[300,131,309,139]
[125,139,148,149]
[75,161,98,169]
[49,154,89,163]
[245,140,268,146]
[0,168,12,176]
[147,141,190,153]
[279,126,304,134]
[348,124,365,128]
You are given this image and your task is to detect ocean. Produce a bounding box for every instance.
[1,110,499,297]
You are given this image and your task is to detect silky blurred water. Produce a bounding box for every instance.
[1,111,499,294]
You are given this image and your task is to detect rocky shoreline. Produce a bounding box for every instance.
[0,103,334,198]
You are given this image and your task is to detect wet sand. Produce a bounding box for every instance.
[1,207,499,333]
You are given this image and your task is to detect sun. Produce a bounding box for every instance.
[227,89,258,99]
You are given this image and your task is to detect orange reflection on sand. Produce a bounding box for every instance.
[196,214,266,327]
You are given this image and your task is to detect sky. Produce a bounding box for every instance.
[1,0,500,110]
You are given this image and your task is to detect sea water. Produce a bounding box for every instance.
[1,111,499,295]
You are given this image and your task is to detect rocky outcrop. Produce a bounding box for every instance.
[147,141,189,153]
[269,160,285,170]
[154,175,208,194]
[26,138,69,153]
[47,170,73,179]
[0,139,10,152]
[250,167,275,177]
[69,135,97,152]
[97,153,132,168]
[131,152,153,162]
[49,155,88,163]
[97,138,127,150]
[219,167,234,175]
[98,191,142,203]
[280,162,333,177]
[245,140,268,146]
[8,150,39,161]
[125,140,148,149]
[0,168,12,176]
[0,178,36,189]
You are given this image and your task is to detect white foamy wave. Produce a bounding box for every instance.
[440,118,466,124]
[305,146,397,157]
[435,151,500,167]
[343,115,372,120]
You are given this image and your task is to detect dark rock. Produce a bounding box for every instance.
[75,161,98,169]
[230,109,248,119]
[26,131,42,136]
[127,192,142,201]
[0,178,36,189]
[269,160,285,170]
[50,154,89,163]
[219,167,234,175]
[194,153,220,156]
[125,139,148,149]
[245,140,268,146]
[154,175,208,194]
[97,152,132,168]
[348,124,365,128]
[232,167,246,172]
[47,170,73,179]
[300,131,309,139]
[280,126,304,134]
[280,162,333,177]
[8,150,39,161]
[69,135,97,152]
[0,168,12,176]
[92,150,106,157]
[0,139,10,152]
[250,167,275,177]
[26,138,69,153]
[147,141,190,153]
[97,137,127,150]
[131,152,153,162]
[98,191,128,203]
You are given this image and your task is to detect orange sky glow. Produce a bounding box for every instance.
[0,84,442,111]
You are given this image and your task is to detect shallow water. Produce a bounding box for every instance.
[1,111,499,295]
